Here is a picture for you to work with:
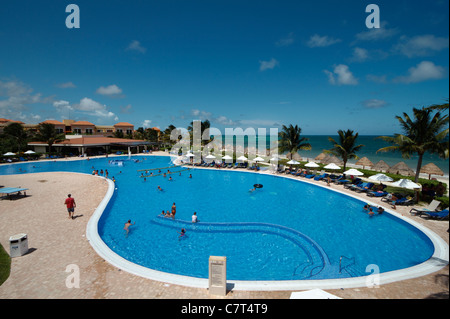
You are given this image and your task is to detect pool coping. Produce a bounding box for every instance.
[86,162,449,291]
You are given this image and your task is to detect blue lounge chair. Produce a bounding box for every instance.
[353,182,375,193]
[420,209,449,220]
[366,191,388,197]
[314,173,328,181]
[409,200,441,216]
[305,174,316,179]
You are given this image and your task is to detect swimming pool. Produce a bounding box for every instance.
[1,155,447,289]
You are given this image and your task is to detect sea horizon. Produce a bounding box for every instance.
[219,134,449,176]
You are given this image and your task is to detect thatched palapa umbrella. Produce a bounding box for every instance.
[387,161,415,177]
[315,153,327,162]
[355,157,374,169]
[420,163,444,180]
[324,155,343,166]
[372,160,390,172]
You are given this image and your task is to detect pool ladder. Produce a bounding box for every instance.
[339,255,355,274]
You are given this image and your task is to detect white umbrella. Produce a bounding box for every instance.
[222,155,233,160]
[305,161,319,168]
[390,179,421,190]
[254,156,265,162]
[205,154,216,159]
[287,160,300,165]
[324,163,340,170]
[369,173,393,182]
[24,150,36,154]
[185,152,195,157]
[237,155,248,162]
[343,168,364,176]
[3,152,16,156]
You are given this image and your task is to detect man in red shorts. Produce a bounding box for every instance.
[64,194,76,219]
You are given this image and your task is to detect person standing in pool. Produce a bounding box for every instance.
[124,220,135,237]
[171,202,177,218]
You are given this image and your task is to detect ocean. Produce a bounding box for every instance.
[221,135,449,176]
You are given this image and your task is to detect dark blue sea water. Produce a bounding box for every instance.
[225,135,449,176]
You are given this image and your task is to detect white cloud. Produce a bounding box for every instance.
[0,79,50,120]
[350,47,369,62]
[96,84,123,96]
[394,61,446,83]
[307,34,341,48]
[126,40,146,53]
[142,120,152,128]
[324,64,358,85]
[354,21,399,42]
[56,82,76,88]
[276,32,295,47]
[361,99,389,109]
[259,58,279,71]
[394,34,449,58]
[73,97,119,121]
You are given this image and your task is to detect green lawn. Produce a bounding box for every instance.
[0,243,11,286]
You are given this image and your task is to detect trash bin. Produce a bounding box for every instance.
[9,233,28,257]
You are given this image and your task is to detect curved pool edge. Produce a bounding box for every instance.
[86,168,449,291]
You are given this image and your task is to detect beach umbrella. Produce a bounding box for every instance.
[237,155,248,162]
[324,163,340,170]
[3,152,16,156]
[185,152,195,157]
[253,156,265,162]
[355,157,374,169]
[369,173,393,182]
[343,168,364,176]
[222,155,233,160]
[387,161,415,177]
[420,163,444,180]
[24,150,36,154]
[390,179,421,190]
[286,160,300,165]
[372,160,390,172]
[305,161,319,168]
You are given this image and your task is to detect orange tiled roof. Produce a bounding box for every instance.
[114,122,134,127]
[71,121,95,126]
[40,120,64,125]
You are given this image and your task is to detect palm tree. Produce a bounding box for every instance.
[325,129,364,172]
[377,107,449,182]
[2,122,29,153]
[34,123,66,153]
[278,124,311,158]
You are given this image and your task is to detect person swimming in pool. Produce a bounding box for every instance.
[178,228,186,238]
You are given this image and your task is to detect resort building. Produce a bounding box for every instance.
[28,135,151,156]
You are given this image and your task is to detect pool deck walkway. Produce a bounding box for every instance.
[0,156,448,299]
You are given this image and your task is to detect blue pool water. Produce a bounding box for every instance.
[0,156,435,281]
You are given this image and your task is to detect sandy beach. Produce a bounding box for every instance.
[0,156,448,299]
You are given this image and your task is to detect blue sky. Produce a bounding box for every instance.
[0,0,448,135]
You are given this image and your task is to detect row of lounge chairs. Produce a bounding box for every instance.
[190,161,260,170]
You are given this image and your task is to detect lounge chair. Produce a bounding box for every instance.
[305,174,316,179]
[392,197,414,206]
[409,200,441,216]
[314,173,328,181]
[344,179,362,189]
[353,182,375,193]
[366,191,388,197]
[420,209,449,220]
